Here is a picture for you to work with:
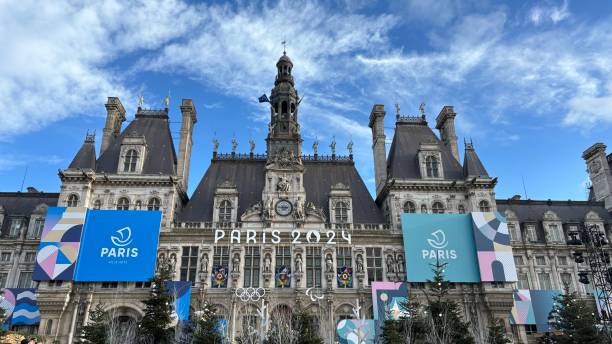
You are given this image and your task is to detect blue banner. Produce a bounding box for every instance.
[0,288,40,330]
[73,210,162,281]
[165,281,191,321]
[401,214,480,282]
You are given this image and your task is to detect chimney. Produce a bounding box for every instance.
[369,104,387,196]
[26,187,39,193]
[583,143,612,211]
[177,99,197,192]
[435,106,459,162]
[100,97,126,154]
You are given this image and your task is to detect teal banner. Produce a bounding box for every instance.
[401,213,480,282]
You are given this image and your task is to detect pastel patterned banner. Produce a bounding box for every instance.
[33,207,87,281]
[510,289,560,332]
[371,281,409,320]
[0,288,40,330]
[471,212,517,282]
[336,319,377,344]
[337,266,353,288]
[211,265,227,288]
[165,281,191,321]
[275,265,291,288]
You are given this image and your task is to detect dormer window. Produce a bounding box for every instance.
[335,202,348,223]
[123,149,139,172]
[432,202,445,214]
[147,198,161,211]
[425,156,440,178]
[67,194,79,207]
[117,197,130,210]
[478,200,491,212]
[403,201,416,213]
[218,200,232,223]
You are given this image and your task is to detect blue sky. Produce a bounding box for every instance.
[0,0,611,201]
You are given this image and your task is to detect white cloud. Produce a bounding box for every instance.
[0,0,202,138]
[529,0,570,25]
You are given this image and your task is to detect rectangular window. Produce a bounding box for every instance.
[180,246,199,285]
[336,247,352,269]
[508,223,520,241]
[48,280,63,287]
[557,256,568,266]
[135,281,152,288]
[560,273,573,291]
[525,324,537,335]
[538,273,552,290]
[242,315,257,334]
[17,271,33,288]
[243,246,260,288]
[213,246,230,268]
[517,273,530,289]
[24,252,36,263]
[1,252,11,262]
[9,218,24,238]
[275,246,291,270]
[548,224,562,243]
[101,282,118,289]
[535,256,546,265]
[0,273,7,288]
[306,247,322,288]
[513,255,524,265]
[526,224,538,242]
[366,247,383,283]
[28,219,44,239]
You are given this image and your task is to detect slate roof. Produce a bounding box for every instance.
[463,143,489,178]
[179,159,384,224]
[68,136,96,170]
[95,110,177,175]
[497,199,612,223]
[0,191,59,236]
[386,120,463,180]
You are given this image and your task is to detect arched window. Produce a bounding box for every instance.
[479,200,491,212]
[281,101,288,114]
[45,319,53,335]
[67,194,79,207]
[335,202,348,223]
[403,201,416,213]
[218,200,232,223]
[117,197,130,211]
[123,149,139,172]
[274,103,279,114]
[458,204,465,214]
[147,198,161,211]
[425,156,440,178]
[432,202,445,214]
[93,200,101,210]
[420,204,427,213]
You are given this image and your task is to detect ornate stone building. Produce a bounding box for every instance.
[0,53,610,343]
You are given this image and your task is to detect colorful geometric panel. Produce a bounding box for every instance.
[211,265,227,288]
[471,212,518,282]
[510,289,560,333]
[371,282,409,320]
[275,265,291,288]
[33,207,87,281]
[0,288,40,330]
[165,281,191,321]
[336,319,377,344]
[337,266,353,288]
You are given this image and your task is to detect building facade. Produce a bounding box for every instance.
[0,53,611,343]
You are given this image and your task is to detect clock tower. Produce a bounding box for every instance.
[261,52,307,223]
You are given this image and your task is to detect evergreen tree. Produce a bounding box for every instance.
[380,320,403,344]
[138,267,174,344]
[547,285,603,344]
[486,318,511,344]
[292,308,323,344]
[191,299,222,344]
[80,303,108,344]
[424,259,475,344]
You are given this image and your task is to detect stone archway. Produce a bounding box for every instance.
[104,305,142,344]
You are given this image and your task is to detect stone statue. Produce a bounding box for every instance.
[330,136,336,155]
[295,254,303,273]
[231,138,238,153]
[277,177,290,192]
[168,253,177,273]
[232,253,240,272]
[395,103,400,118]
[201,253,209,273]
[212,138,219,152]
[396,255,404,273]
[138,95,145,108]
[249,139,255,153]
[164,95,170,108]
[156,253,166,272]
[294,197,304,220]
[356,254,364,273]
[264,196,274,219]
[347,141,353,155]
[312,140,319,155]
[326,254,334,273]
[386,255,395,273]
[264,254,272,273]
[419,102,426,118]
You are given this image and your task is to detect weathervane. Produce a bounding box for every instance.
[282,40,287,55]
[164,90,170,108]
[395,103,401,119]
[138,95,144,108]
[419,102,426,118]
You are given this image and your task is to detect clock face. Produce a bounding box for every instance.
[275,199,293,216]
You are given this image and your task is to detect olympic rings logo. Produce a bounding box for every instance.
[235,287,266,302]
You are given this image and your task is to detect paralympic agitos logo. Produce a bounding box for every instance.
[100,227,139,258]
[421,229,457,260]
